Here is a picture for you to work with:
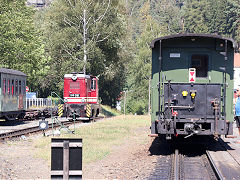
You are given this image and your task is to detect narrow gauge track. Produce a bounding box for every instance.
[149,146,224,180]
[0,116,104,141]
[177,149,221,180]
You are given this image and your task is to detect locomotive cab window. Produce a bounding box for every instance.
[191,54,208,78]
[91,79,96,90]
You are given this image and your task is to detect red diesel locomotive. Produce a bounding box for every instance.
[63,72,100,119]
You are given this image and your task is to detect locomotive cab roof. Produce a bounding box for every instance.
[64,74,91,79]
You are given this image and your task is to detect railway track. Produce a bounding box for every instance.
[148,139,240,180]
[176,149,221,180]
[0,116,104,141]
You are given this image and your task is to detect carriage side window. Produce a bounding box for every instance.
[12,79,14,95]
[19,81,21,94]
[7,79,10,95]
[191,54,208,78]
[70,82,80,89]
[3,79,6,95]
[15,80,18,95]
[23,81,25,94]
[91,79,96,90]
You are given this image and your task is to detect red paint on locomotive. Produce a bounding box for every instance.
[63,73,100,119]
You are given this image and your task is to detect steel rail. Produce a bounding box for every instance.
[206,150,224,180]
[173,149,179,180]
[0,116,104,141]
[0,121,73,141]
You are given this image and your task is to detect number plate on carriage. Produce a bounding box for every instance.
[69,94,80,97]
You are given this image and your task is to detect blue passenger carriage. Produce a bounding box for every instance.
[0,68,27,120]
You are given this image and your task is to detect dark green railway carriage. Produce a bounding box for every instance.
[0,68,27,120]
[150,34,238,139]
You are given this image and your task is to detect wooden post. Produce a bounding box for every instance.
[124,91,127,115]
[63,141,69,180]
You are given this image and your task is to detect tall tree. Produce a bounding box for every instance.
[125,1,167,114]
[182,0,210,33]
[182,0,239,39]
[151,0,182,34]
[39,0,127,105]
[0,0,48,92]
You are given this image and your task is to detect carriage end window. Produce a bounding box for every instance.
[12,79,14,95]
[7,79,10,95]
[191,54,208,78]
[15,80,18,95]
[3,79,6,95]
[19,81,22,94]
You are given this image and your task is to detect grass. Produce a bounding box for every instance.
[33,115,150,165]
[101,105,122,116]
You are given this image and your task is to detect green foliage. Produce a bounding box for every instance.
[125,98,146,115]
[182,0,210,33]
[37,0,127,105]
[0,0,49,92]
[182,0,239,38]
[151,0,182,34]
[123,0,181,114]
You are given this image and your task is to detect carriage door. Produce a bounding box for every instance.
[90,78,97,103]
[18,80,24,109]
[87,78,91,103]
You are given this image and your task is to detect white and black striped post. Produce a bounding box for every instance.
[51,138,82,180]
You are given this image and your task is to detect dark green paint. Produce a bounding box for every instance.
[151,35,235,123]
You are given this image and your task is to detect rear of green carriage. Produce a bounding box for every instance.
[0,68,27,120]
[150,34,238,140]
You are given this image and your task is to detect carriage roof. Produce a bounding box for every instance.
[150,33,238,49]
[0,68,27,77]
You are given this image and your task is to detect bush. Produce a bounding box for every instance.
[124,99,147,115]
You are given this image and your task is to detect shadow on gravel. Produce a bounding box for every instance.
[149,136,174,156]
[0,120,26,126]
[149,135,233,156]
